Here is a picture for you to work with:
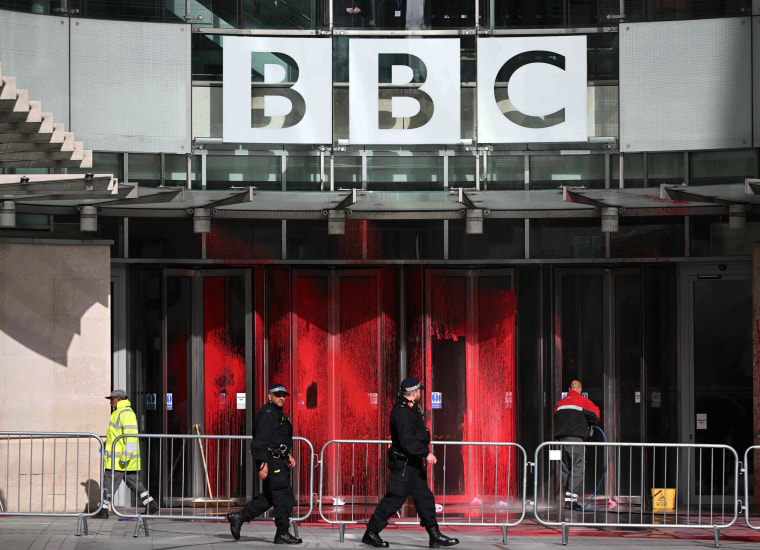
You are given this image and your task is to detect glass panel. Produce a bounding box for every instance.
[69,152,123,180]
[287,156,326,191]
[448,155,477,188]
[610,217,685,258]
[242,0,318,30]
[611,153,644,188]
[430,0,475,29]
[530,219,604,259]
[449,218,525,259]
[203,275,247,499]
[693,278,752,493]
[485,0,564,28]
[208,220,282,259]
[333,155,362,189]
[568,0,599,26]
[333,0,373,28]
[486,156,524,191]
[366,220,443,259]
[99,217,124,257]
[367,156,444,191]
[690,150,757,186]
[129,153,161,187]
[374,0,431,29]
[207,155,281,190]
[530,155,605,190]
[165,154,201,187]
[129,218,201,259]
[192,33,223,81]
[557,272,605,496]
[69,0,183,22]
[652,0,751,20]
[648,152,684,187]
[691,214,760,257]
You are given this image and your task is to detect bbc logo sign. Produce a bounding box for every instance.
[223,36,587,145]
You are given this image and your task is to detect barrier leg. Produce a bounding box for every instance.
[292,521,299,539]
[134,516,150,537]
[562,523,569,545]
[339,522,345,542]
[502,525,507,544]
[714,527,720,548]
[76,514,88,536]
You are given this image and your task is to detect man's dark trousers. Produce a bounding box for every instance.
[367,460,437,532]
[240,457,294,529]
[559,436,585,500]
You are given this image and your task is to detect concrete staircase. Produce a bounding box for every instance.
[0,62,92,170]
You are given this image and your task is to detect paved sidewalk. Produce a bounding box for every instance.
[2,516,760,550]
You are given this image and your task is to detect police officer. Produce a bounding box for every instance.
[227,383,302,545]
[553,380,600,512]
[362,377,459,549]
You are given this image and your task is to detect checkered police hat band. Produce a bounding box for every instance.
[270,385,287,393]
[402,382,421,392]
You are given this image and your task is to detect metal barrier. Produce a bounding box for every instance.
[534,441,740,546]
[743,445,760,529]
[318,439,528,543]
[0,431,104,536]
[110,434,315,537]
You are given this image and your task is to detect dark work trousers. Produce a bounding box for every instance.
[102,469,153,509]
[559,436,585,500]
[240,458,294,530]
[367,460,438,532]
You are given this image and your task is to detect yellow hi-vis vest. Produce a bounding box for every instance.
[104,399,141,471]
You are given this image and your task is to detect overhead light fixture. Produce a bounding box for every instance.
[79,205,98,232]
[0,201,16,228]
[728,204,746,230]
[601,206,619,233]
[327,209,345,235]
[465,209,483,234]
[193,207,211,234]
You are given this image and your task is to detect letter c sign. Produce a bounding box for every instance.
[477,36,587,143]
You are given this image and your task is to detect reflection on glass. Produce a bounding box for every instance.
[367,156,443,191]
[611,153,644,188]
[334,0,372,27]
[610,218,685,258]
[690,150,756,186]
[129,153,161,187]
[206,155,281,190]
[530,155,605,190]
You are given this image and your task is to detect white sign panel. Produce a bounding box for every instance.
[237,393,246,410]
[223,37,332,144]
[349,38,460,145]
[478,36,587,143]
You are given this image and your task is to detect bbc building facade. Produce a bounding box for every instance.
[0,0,759,513]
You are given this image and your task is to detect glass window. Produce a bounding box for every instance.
[69,0,183,22]
[690,150,756,186]
[610,217,685,258]
[207,155,281,190]
[485,0,563,28]
[165,154,201,187]
[207,220,282,259]
[648,152,684,187]
[486,155,524,191]
[333,155,363,190]
[128,153,161,187]
[99,217,124,258]
[333,0,373,28]
[611,153,644,188]
[430,0,475,29]
[588,33,618,81]
[129,218,201,259]
[530,218,604,258]
[651,0,751,20]
[69,152,123,181]
[242,0,318,29]
[530,154,605,190]
[448,155,477,188]
[287,155,326,191]
[449,218,525,259]
[367,156,444,191]
[691,214,760,257]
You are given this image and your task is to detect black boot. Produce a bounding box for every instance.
[274,527,303,545]
[426,526,459,548]
[361,529,389,548]
[227,512,244,541]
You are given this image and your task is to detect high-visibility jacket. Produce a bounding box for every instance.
[104,399,141,471]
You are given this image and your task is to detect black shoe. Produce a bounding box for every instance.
[427,526,459,548]
[274,528,303,544]
[94,508,109,519]
[227,512,244,541]
[362,529,389,548]
[146,501,159,515]
[565,503,584,512]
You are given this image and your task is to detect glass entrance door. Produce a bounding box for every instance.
[162,269,252,504]
[681,263,752,500]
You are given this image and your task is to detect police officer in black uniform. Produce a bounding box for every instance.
[362,377,459,549]
[227,383,302,545]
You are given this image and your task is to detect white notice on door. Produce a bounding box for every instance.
[696,413,707,430]
[237,393,246,410]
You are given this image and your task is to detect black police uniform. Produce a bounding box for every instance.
[242,401,295,527]
[367,393,438,533]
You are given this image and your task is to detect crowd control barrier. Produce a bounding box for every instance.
[318,439,528,544]
[743,445,760,530]
[534,441,740,546]
[0,431,104,536]
[110,434,315,537]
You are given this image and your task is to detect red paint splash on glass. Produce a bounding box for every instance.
[203,277,245,498]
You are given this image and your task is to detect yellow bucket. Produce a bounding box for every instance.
[651,488,676,511]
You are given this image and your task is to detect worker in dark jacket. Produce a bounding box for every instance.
[362,377,459,549]
[553,380,600,511]
[227,383,302,545]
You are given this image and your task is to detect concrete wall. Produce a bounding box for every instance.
[0,240,110,513]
